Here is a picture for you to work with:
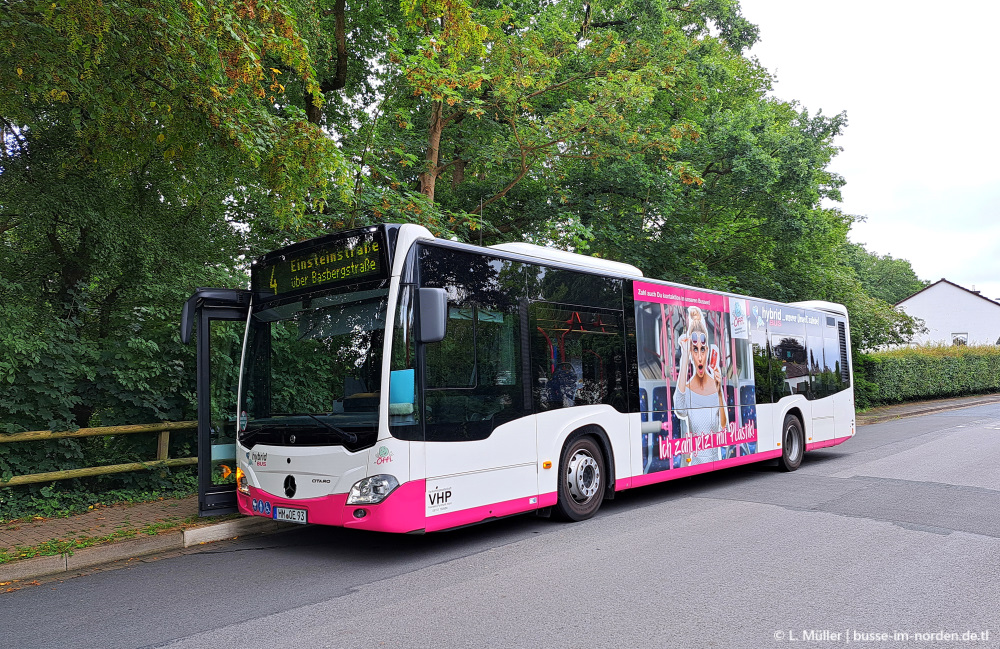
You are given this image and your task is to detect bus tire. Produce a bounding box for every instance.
[554,435,606,522]
[778,414,804,472]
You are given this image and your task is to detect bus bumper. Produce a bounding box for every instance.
[239,480,427,534]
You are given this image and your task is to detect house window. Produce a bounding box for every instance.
[952,333,968,346]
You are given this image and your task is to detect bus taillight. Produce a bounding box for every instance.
[236,467,249,495]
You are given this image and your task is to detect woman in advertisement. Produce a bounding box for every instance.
[673,306,728,465]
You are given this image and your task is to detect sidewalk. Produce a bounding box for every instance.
[856,393,1000,425]
[1,494,288,586]
[3,392,1000,587]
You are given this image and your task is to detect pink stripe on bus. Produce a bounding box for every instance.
[627,449,784,489]
[718,449,783,468]
[806,436,852,452]
[239,439,848,534]
[629,461,721,488]
[425,491,558,533]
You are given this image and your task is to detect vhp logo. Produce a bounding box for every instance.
[428,489,452,506]
[251,499,272,515]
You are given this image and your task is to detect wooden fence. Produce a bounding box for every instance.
[0,421,197,487]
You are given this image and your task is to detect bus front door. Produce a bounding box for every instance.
[181,289,252,516]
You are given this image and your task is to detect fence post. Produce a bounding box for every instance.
[156,430,171,461]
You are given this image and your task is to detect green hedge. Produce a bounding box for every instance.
[854,345,1000,409]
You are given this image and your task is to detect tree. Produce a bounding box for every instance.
[334,0,758,242]
[0,121,254,430]
[0,0,379,431]
[572,40,852,300]
[845,242,927,305]
[0,0,349,221]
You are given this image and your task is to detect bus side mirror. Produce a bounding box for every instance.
[417,287,448,343]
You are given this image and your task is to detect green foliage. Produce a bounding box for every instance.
[0,118,250,513]
[854,345,1000,409]
[845,243,927,305]
[832,278,923,354]
[342,0,763,242]
[0,0,347,220]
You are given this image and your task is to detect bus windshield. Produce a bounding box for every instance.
[237,287,389,450]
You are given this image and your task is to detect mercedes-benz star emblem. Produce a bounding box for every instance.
[283,475,296,498]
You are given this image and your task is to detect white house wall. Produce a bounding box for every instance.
[897,282,1000,346]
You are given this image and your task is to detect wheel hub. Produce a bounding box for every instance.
[567,451,600,502]
[785,425,801,459]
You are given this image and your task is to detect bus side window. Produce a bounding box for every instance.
[748,301,773,404]
[817,316,843,398]
[529,302,626,413]
[389,284,421,441]
[751,341,775,404]
[772,334,807,398]
[530,266,623,309]
[807,318,824,400]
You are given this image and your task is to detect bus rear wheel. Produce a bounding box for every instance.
[554,436,605,521]
[778,414,804,472]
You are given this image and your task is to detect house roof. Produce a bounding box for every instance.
[895,278,1000,309]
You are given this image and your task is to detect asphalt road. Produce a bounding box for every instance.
[5,404,1000,649]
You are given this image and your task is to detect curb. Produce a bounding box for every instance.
[1,517,291,584]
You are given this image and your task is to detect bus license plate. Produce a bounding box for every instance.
[273,507,307,524]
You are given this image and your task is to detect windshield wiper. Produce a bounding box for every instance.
[238,426,264,444]
[303,413,358,444]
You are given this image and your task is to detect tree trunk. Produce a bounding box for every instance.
[48,224,88,311]
[307,0,347,125]
[333,0,347,89]
[419,100,444,202]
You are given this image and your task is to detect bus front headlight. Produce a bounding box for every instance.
[347,474,399,505]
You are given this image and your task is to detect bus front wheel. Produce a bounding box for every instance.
[778,414,804,472]
[554,436,606,521]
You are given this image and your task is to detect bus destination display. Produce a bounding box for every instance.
[253,232,384,295]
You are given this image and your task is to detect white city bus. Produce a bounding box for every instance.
[182,223,855,530]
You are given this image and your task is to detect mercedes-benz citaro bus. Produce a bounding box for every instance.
[181,223,855,532]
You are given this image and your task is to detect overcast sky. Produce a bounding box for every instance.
[738,0,1000,303]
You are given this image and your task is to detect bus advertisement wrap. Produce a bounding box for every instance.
[634,281,758,474]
